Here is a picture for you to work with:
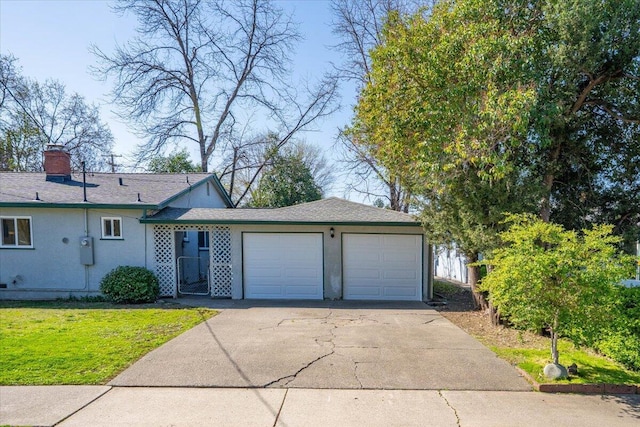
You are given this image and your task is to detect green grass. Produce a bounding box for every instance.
[490,340,640,385]
[433,279,467,298]
[0,301,217,385]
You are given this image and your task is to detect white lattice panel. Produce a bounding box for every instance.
[153,225,176,297]
[211,227,232,297]
[153,224,232,298]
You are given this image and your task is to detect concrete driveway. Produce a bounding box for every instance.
[110,300,530,390]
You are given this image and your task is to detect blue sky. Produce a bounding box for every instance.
[1,0,356,196]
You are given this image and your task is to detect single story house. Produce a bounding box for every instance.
[0,146,432,301]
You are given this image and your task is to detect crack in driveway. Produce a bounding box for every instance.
[263,311,337,388]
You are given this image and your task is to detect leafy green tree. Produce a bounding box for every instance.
[479,214,635,365]
[148,149,201,173]
[249,148,323,208]
[0,112,41,171]
[349,0,640,305]
[331,0,429,212]
[349,1,539,306]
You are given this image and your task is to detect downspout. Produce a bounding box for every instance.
[84,208,89,292]
[143,209,148,268]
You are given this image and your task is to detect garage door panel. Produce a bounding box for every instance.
[344,234,422,301]
[249,285,282,296]
[244,233,323,300]
[283,267,321,279]
[249,267,282,278]
[345,269,380,280]
[348,286,382,297]
[286,285,320,296]
[382,234,413,245]
[383,286,418,297]
[382,251,418,266]
[383,269,418,280]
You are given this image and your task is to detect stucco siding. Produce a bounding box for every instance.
[0,207,148,299]
[168,179,227,208]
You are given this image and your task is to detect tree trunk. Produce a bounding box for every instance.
[540,143,562,222]
[467,254,488,310]
[551,314,559,364]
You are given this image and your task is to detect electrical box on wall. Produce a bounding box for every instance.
[80,236,94,265]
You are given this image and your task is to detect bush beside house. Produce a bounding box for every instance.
[100,266,160,304]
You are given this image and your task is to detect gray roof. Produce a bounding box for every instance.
[0,172,232,208]
[143,197,421,226]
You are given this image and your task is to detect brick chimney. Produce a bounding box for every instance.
[43,145,71,182]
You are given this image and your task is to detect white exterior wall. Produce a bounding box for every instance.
[434,245,468,283]
[168,180,227,208]
[228,224,431,301]
[0,207,149,299]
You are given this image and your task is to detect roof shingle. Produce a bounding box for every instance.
[0,172,222,207]
[144,197,421,226]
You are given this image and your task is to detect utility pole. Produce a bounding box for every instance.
[106,154,123,173]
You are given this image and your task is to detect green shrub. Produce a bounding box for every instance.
[100,266,160,304]
[596,332,640,372]
[593,286,640,371]
[479,214,633,366]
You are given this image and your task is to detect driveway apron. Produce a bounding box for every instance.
[110,301,530,391]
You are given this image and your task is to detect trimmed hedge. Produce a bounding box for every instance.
[100,266,160,304]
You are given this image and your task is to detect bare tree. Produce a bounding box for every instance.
[92,0,339,183]
[337,130,411,212]
[331,0,432,211]
[0,55,113,171]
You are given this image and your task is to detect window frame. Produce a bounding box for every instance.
[101,217,123,240]
[1,216,33,248]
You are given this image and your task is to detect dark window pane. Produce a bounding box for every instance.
[113,219,121,237]
[104,220,112,237]
[198,231,209,248]
[2,219,16,245]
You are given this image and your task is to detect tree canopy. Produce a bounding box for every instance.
[147,149,201,173]
[349,0,640,304]
[331,0,429,211]
[248,145,324,208]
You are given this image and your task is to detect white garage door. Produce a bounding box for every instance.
[243,233,323,299]
[343,234,422,301]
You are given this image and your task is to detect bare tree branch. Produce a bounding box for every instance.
[92,0,338,193]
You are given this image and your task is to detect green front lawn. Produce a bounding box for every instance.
[490,341,640,385]
[0,301,216,385]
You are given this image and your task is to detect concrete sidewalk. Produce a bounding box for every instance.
[2,386,639,426]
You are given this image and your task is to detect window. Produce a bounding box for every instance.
[1,217,32,248]
[198,231,209,249]
[102,217,122,239]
